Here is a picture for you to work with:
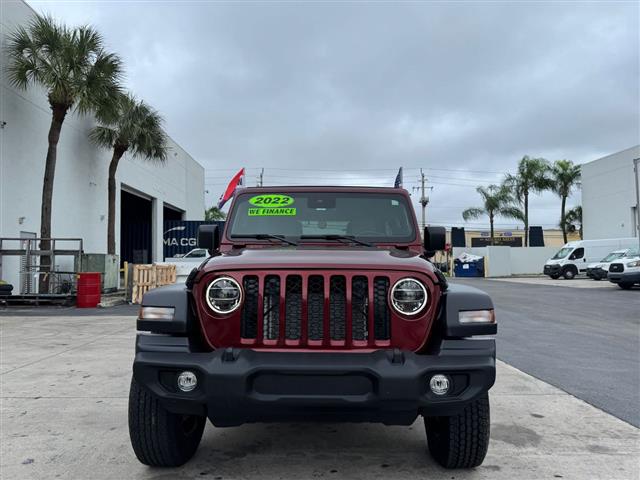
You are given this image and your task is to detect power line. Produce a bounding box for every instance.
[203,166,514,175]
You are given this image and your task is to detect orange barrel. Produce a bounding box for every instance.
[77,272,101,308]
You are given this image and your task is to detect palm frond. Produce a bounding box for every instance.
[462,207,485,221]
[92,92,168,163]
[76,50,123,115]
[89,126,119,149]
[498,206,525,222]
[5,13,123,113]
[550,160,581,197]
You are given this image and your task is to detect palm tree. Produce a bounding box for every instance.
[564,206,582,240]
[550,160,581,243]
[205,206,227,221]
[90,94,168,255]
[7,15,122,291]
[503,156,551,246]
[462,185,524,245]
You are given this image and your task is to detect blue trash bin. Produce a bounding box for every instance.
[454,258,484,277]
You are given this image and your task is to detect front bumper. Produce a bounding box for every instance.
[133,335,496,426]
[608,271,640,284]
[587,268,608,280]
[543,264,561,276]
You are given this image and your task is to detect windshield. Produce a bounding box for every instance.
[552,247,573,259]
[184,248,208,258]
[626,248,640,258]
[601,252,624,262]
[227,191,416,243]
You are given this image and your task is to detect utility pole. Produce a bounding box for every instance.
[634,158,640,249]
[419,169,429,229]
[412,169,430,229]
[257,168,264,187]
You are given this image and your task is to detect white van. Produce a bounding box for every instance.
[543,238,639,280]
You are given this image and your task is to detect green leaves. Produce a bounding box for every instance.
[463,155,581,243]
[90,93,168,163]
[6,14,122,113]
[550,160,581,198]
[205,207,227,221]
[504,156,552,203]
[462,184,522,222]
[564,206,582,236]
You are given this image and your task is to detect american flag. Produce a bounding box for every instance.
[394,167,403,188]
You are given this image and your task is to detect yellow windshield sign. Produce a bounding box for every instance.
[249,194,294,207]
[248,194,296,216]
[248,207,296,216]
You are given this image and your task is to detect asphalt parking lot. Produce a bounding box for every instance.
[455,276,640,427]
[1,308,639,479]
[488,276,636,289]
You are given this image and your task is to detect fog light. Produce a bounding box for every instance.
[177,371,197,392]
[429,374,450,395]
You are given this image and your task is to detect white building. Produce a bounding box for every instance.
[581,145,640,240]
[0,0,205,291]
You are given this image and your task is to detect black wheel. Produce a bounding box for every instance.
[549,274,560,280]
[618,282,634,290]
[562,267,577,280]
[424,393,490,469]
[128,376,205,467]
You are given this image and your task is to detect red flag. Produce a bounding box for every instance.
[217,168,245,209]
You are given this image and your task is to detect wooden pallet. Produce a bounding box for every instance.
[131,264,176,304]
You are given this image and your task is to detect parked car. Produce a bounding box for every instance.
[158,248,210,283]
[608,249,640,289]
[586,248,638,280]
[543,238,638,279]
[169,248,209,260]
[129,186,497,470]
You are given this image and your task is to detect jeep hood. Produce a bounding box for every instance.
[201,247,435,273]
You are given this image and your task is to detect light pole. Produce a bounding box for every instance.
[634,158,640,249]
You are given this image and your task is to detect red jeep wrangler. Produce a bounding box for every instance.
[129,186,496,469]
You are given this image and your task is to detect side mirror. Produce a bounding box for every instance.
[198,224,220,254]
[423,226,446,257]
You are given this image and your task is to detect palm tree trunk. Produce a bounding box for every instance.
[560,195,567,244]
[524,192,529,247]
[107,147,126,255]
[39,105,68,294]
[489,212,495,246]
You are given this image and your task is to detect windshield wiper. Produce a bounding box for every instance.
[233,234,298,246]
[300,234,373,247]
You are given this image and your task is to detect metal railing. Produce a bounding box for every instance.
[0,237,83,296]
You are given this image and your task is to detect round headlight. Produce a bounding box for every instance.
[391,278,428,315]
[206,276,242,314]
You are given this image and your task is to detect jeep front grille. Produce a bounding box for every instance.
[239,273,392,347]
[609,263,624,273]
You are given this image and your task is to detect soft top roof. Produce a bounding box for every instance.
[235,185,408,194]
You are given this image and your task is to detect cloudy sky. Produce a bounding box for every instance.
[30,0,640,229]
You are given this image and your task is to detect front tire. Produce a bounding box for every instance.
[424,393,490,469]
[562,266,577,280]
[128,377,206,467]
[618,282,634,290]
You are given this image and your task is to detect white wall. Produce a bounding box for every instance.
[453,246,559,277]
[509,247,559,275]
[0,0,205,289]
[582,145,640,240]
